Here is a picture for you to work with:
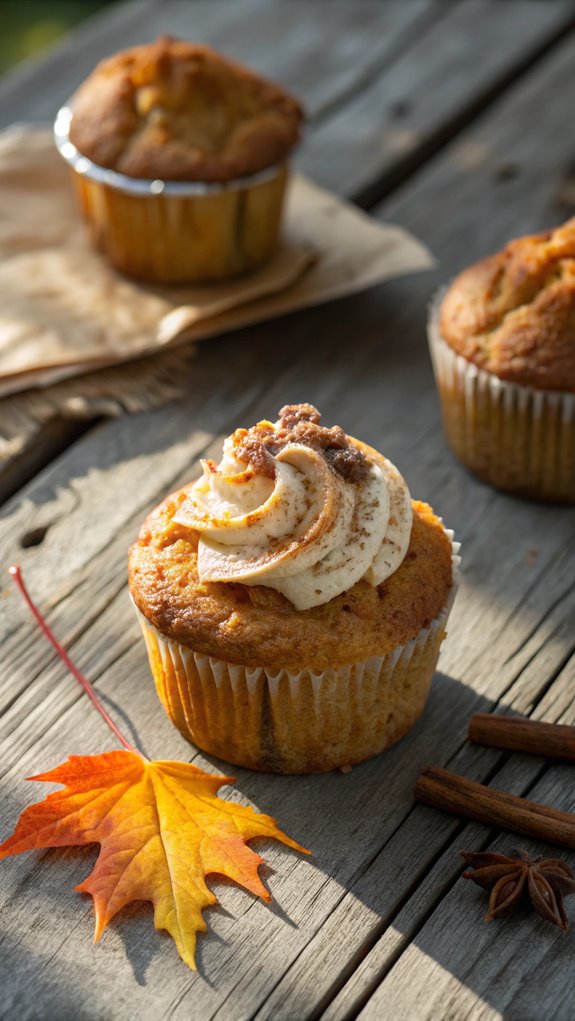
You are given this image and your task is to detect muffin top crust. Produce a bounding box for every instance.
[439,218,575,391]
[69,37,303,182]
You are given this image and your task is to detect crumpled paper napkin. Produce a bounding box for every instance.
[0,126,433,398]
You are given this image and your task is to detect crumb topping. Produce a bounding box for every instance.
[234,404,371,483]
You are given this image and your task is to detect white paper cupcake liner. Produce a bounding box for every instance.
[428,290,575,502]
[134,534,461,774]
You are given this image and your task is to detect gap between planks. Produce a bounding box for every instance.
[331,744,575,1021]
[0,403,572,1020]
[255,647,575,1021]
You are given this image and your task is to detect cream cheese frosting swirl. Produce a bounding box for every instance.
[173,405,413,610]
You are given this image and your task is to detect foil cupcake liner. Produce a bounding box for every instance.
[134,535,461,774]
[428,291,575,502]
[54,105,288,284]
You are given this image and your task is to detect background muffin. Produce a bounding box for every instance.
[429,218,575,502]
[129,404,459,774]
[56,37,303,282]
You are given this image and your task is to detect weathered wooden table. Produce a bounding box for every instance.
[1,2,575,1019]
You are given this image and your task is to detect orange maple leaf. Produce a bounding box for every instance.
[0,749,306,968]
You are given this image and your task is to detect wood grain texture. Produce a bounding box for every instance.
[1,2,575,1021]
[0,0,439,500]
[316,661,575,1021]
[1,0,572,498]
[0,0,435,128]
[302,0,575,201]
[349,745,575,1021]
[0,348,197,504]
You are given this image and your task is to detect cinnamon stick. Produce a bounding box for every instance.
[414,766,575,850]
[469,713,575,762]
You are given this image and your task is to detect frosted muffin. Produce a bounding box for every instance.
[429,218,575,502]
[129,404,459,773]
[55,37,303,283]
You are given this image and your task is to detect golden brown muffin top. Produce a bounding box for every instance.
[69,37,303,182]
[129,494,453,673]
[439,219,575,391]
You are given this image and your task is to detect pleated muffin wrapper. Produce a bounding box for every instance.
[55,105,289,285]
[134,533,461,774]
[428,289,575,503]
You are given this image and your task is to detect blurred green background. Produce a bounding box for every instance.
[0,1,117,74]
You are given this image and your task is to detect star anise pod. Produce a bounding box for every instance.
[461,849,575,929]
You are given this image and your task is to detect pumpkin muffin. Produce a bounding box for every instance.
[129,404,459,773]
[55,37,303,282]
[429,218,575,502]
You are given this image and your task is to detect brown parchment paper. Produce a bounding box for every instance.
[0,126,433,398]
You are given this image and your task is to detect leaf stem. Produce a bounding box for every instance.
[9,564,136,754]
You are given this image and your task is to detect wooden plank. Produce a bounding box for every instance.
[0,0,435,128]
[1,0,572,500]
[302,0,575,201]
[2,500,572,1021]
[3,49,575,1004]
[0,0,438,500]
[343,673,575,1021]
[1,489,573,1021]
[381,15,575,266]
[1,5,575,1021]
[265,606,575,1021]
[0,418,93,505]
[259,27,575,1021]
[0,326,573,1019]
